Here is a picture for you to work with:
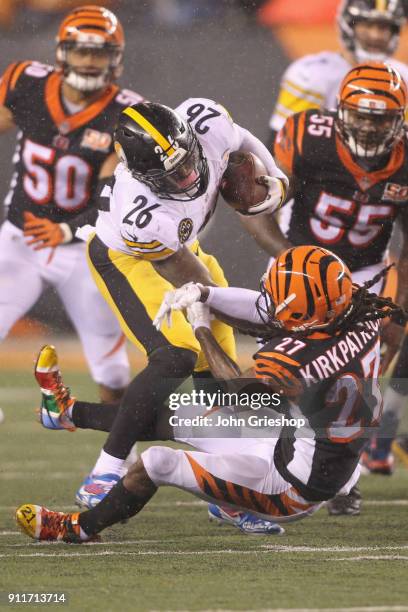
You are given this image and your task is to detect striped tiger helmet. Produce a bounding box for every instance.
[338,0,405,62]
[336,61,407,158]
[260,246,353,333]
[56,5,124,92]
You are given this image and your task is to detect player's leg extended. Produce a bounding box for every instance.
[16,443,319,542]
[56,243,130,403]
[72,235,199,506]
[0,221,44,341]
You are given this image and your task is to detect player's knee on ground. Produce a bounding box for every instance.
[142,446,197,488]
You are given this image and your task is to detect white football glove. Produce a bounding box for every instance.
[187,302,211,331]
[244,176,286,216]
[153,282,203,331]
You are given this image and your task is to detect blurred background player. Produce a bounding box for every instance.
[249,61,408,512]
[16,245,407,544]
[33,99,288,535]
[268,0,408,147]
[0,5,146,403]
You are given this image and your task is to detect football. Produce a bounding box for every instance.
[220,151,268,213]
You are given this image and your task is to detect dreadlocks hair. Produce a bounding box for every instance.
[324,264,408,336]
[255,263,408,341]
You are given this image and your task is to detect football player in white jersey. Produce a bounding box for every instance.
[268,0,408,146]
[33,99,289,535]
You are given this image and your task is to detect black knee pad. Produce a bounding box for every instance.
[149,345,197,379]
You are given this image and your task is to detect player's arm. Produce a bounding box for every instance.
[23,152,119,250]
[195,326,241,379]
[268,58,323,151]
[381,209,408,372]
[154,283,270,336]
[237,115,299,257]
[152,246,216,288]
[0,105,15,132]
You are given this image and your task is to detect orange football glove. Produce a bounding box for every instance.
[23,212,64,250]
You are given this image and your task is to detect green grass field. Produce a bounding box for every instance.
[1,362,408,612]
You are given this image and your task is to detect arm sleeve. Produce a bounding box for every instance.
[234,123,289,188]
[206,286,264,323]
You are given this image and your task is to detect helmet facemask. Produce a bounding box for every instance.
[258,247,353,334]
[337,102,404,158]
[138,132,209,201]
[57,39,123,92]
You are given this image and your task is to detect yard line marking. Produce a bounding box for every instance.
[2,547,408,559]
[0,531,20,535]
[176,606,408,612]
[261,545,408,552]
[4,539,165,547]
[331,555,408,561]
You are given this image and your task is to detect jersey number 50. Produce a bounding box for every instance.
[22,139,92,211]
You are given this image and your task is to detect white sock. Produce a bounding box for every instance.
[122,444,138,472]
[92,450,125,478]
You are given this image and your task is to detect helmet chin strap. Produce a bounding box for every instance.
[64,70,107,92]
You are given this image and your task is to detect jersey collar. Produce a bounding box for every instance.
[335,134,404,192]
[45,72,118,135]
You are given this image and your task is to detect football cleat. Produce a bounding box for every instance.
[392,434,408,468]
[360,450,394,475]
[75,473,121,509]
[327,485,362,516]
[34,345,75,431]
[208,504,285,535]
[15,504,86,543]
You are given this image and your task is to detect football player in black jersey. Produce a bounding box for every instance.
[0,5,145,403]
[242,61,408,511]
[15,245,407,543]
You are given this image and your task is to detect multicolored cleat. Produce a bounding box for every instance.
[34,345,76,431]
[15,504,86,543]
[208,504,285,535]
[75,473,121,509]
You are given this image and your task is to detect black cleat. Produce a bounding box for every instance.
[327,485,362,516]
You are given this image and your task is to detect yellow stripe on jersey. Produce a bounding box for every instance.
[276,92,320,116]
[134,247,175,261]
[284,79,324,102]
[123,107,176,156]
[123,238,163,249]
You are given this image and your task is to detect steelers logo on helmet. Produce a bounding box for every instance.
[56,5,125,92]
[113,102,209,201]
[335,61,407,159]
[257,245,353,333]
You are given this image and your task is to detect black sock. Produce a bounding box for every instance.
[103,346,196,459]
[72,401,119,432]
[78,478,155,536]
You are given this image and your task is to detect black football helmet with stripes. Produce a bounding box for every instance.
[338,0,405,62]
[114,102,209,201]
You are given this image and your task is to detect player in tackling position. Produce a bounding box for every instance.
[32,97,288,534]
[0,5,145,402]
[15,245,406,542]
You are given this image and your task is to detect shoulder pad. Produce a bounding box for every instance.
[114,88,145,107]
